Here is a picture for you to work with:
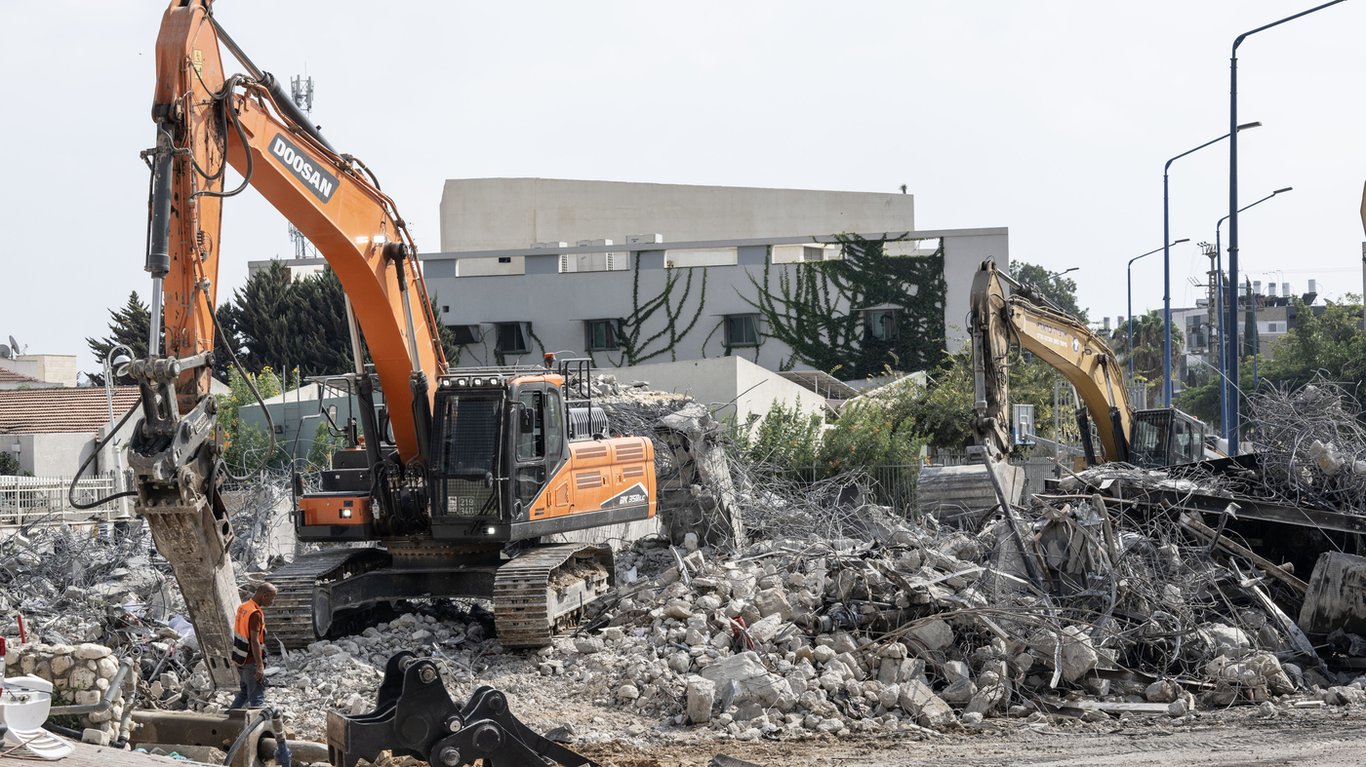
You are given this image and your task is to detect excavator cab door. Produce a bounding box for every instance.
[1168,410,1206,465]
[509,383,567,517]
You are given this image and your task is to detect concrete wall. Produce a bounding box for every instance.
[0,355,78,387]
[9,433,98,476]
[439,178,917,276]
[610,356,828,427]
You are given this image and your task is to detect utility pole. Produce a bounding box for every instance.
[1202,243,1220,367]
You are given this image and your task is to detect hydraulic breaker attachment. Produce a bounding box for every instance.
[326,652,597,767]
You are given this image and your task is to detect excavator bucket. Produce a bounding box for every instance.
[327,652,597,767]
[916,461,1026,527]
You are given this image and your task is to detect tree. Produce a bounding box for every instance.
[750,235,947,378]
[905,348,1072,453]
[1258,298,1366,391]
[85,292,152,386]
[217,366,290,475]
[217,262,352,378]
[1010,262,1088,322]
[0,451,25,476]
[1108,310,1182,406]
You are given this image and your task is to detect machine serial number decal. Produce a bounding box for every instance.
[604,482,649,509]
[270,133,339,203]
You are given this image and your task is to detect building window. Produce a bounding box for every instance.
[724,314,760,348]
[585,319,623,352]
[862,309,898,342]
[447,324,482,345]
[495,322,529,354]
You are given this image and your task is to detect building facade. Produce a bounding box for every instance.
[422,179,1007,377]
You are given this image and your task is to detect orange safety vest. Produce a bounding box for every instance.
[231,599,266,666]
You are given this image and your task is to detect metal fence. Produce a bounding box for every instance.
[0,473,132,529]
[776,455,1062,518]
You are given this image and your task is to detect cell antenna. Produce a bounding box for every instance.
[288,75,318,260]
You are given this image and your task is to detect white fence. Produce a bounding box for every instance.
[0,473,133,529]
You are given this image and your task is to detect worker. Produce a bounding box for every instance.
[230,582,277,709]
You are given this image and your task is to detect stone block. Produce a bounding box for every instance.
[898,679,955,728]
[74,643,112,660]
[686,677,716,724]
[908,619,955,653]
[753,588,793,621]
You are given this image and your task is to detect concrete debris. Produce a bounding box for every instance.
[8,381,1366,751]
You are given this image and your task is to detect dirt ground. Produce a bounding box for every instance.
[573,708,1366,767]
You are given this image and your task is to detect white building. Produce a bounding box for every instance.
[421,179,1008,377]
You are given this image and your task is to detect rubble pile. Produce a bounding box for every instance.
[1248,378,1366,511]
[7,382,1366,749]
[0,525,170,646]
[544,483,1342,737]
[3,642,134,744]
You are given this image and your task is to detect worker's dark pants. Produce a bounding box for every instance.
[230,665,266,709]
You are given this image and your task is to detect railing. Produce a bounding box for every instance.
[0,473,132,529]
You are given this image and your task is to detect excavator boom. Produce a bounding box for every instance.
[126,1,655,687]
[920,260,1205,519]
[130,0,445,687]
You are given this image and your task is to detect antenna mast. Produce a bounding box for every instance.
[288,75,318,260]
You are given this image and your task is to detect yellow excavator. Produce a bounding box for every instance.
[918,259,1208,514]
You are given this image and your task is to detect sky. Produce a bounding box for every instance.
[2,1,1362,379]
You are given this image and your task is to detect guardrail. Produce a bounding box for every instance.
[0,473,132,528]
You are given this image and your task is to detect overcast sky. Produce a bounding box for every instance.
[2,1,1362,378]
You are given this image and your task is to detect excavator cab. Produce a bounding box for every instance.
[1128,408,1207,468]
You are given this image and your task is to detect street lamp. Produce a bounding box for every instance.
[103,345,133,517]
[1128,239,1189,379]
[1227,0,1348,454]
[1046,267,1079,281]
[1163,121,1261,408]
[1216,187,1292,441]
[103,346,134,423]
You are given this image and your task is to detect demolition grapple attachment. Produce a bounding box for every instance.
[326,652,597,767]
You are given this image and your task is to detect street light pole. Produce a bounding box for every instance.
[1128,239,1189,380]
[103,345,133,517]
[1163,122,1260,408]
[1215,187,1292,442]
[1227,0,1348,454]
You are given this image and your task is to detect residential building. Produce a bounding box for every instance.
[0,354,77,389]
[0,387,140,476]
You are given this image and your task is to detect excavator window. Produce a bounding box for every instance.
[1129,410,1169,469]
[516,391,545,460]
[515,389,548,508]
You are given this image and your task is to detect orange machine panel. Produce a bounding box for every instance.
[299,495,373,526]
[529,436,656,523]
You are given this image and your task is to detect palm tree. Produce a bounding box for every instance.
[1109,311,1181,404]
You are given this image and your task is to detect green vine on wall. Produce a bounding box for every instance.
[748,234,946,379]
[612,256,708,366]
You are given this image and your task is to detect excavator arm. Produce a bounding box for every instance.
[129,0,446,687]
[969,260,1133,464]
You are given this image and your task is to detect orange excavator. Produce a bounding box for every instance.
[125,0,655,688]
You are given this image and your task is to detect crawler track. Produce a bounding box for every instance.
[493,544,613,648]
